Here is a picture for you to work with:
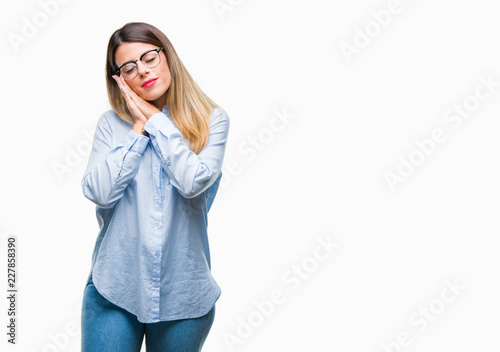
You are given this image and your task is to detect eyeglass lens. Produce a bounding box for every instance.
[120,50,161,80]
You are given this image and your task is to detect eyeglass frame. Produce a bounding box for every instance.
[114,47,164,80]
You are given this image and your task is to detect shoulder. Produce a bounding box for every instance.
[210,107,230,127]
[98,109,133,130]
[101,108,126,123]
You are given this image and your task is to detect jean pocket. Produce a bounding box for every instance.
[85,272,94,287]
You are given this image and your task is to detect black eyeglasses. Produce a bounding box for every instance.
[115,47,164,80]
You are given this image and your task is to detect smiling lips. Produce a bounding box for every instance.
[142,78,158,88]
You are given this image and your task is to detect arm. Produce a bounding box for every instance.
[81,112,150,208]
[144,108,230,199]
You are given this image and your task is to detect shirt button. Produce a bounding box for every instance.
[155,252,160,259]
[154,283,159,287]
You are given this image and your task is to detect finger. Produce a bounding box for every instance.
[112,75,124,90]
[118,78,140,104]
[112,75,154,121]
[113,76,147,121]
[115,76,135,104]
[113,76,129,100]
[113,75,141,102]
[122,80,141,101]
[113,75,130,94]
[113,76,136,112]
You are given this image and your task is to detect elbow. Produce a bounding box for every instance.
[177,187,204,199]
[81,178,118,209]
[176,169,220,199]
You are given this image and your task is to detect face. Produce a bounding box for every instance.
[114,42,171,108]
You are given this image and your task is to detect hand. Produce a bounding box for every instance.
[112,75,162,124]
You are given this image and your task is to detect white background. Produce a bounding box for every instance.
[1,0,499,351]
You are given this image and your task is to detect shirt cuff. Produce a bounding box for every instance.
[144,112,177,137]
[123,129,150,155]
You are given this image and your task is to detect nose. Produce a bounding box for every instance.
[136,60,150,76]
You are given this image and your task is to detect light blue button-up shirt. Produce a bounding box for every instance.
[81,105,229,323]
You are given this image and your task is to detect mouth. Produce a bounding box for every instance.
[142,78,158,88]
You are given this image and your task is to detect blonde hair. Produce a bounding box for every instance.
[105,22,219,154]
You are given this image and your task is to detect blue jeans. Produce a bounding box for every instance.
[81,274,215,352]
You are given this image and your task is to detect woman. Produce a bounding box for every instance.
[80,22,230,351]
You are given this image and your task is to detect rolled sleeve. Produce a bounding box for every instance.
[144,108,230,198]
[82,113,150,208]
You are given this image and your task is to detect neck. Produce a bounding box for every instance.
[150,91,168,111]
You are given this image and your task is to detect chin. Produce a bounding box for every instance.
[142,86,168,101]
[141,90,162,101]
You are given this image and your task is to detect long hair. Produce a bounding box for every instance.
[105,22,219,154]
